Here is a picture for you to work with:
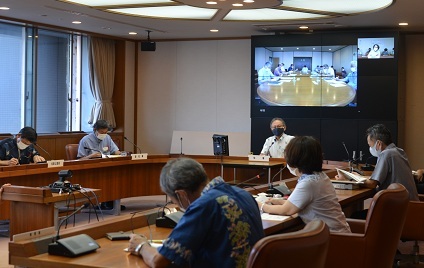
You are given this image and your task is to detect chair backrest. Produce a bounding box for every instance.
[65,144,79,160]
[401,200,424,241]
[246,219,329,268]
[326,183,409,268]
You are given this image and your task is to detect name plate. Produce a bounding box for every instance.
[47,159,64,168]
[248,155,270,162]
[131,153,148,160]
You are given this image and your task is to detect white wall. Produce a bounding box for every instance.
[137,39,251,154]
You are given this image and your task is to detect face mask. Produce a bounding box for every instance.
[272,128,284,137]
[96,132,107,140]
[369,141,381,157]
[351,67,357,72]
[176,192,190,212]
[17,140,29,150]
[287,164,299,177]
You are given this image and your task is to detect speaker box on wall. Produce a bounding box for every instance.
[141,41,156,51]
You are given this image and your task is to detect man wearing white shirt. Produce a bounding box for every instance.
[260,118,294,158]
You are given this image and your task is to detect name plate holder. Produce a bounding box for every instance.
[47,160,64,168]
[248,155,270,162]
[131,153,148,160]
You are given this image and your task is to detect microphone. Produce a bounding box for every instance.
[34,143,52,161]
[266,138,276,156]
[84,146,106,158]
[54,203,90,242]
[235,172,265,188]
[342,142,350,162]
[361,156,376,171]
[266,165,291,196]
[180,137,184,155]
[124,136,142,153]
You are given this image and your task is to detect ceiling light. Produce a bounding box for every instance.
[0,7,10,10]
[243,0,255,2]
[129,32,137,35]
[232,3,243,7]
[206,1,217,4]
[398,22,408,26]
[72,21,82,24]
[210,29,219,32]
[299,26,309,29]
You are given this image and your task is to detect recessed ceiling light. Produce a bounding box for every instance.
[243,0,255,3]
[233,3,243,6]
[206,1,217,4]
[72,21,82,24]
[0,7,10,10]
[299,26,309,29]
[399,22,408,26]
[210,29,219,32]
[129,32,137,35]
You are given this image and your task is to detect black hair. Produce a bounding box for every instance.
[19,127,37,143]
[284,136,323,174]
[93,119,111,131]
[366,124,393,145]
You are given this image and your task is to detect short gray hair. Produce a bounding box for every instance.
[160,158,208,199]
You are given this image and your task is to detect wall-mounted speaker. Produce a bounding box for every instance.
[141,41,156,51]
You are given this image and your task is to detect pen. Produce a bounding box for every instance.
[149,240,163,244]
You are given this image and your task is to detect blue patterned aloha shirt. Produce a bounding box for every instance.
[158,176,264,267]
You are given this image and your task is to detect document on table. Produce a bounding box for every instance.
[261,213,290,221]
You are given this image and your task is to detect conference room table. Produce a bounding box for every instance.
[257,74,356,106]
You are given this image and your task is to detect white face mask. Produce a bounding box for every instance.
[287,164,299,177]
[17,140,29,150]
[369,141,381,157]
[351,67,357,72]
[176,192,190,213]
[96,132,107,140]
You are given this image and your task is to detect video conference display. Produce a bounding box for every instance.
[251,32,398,120]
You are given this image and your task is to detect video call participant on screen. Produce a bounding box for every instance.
[260,117,294,158]
[0,127,45,166]
[257,136,351,233]
[337,61,357,104]
[128,158,264,267]
[273,63,286,76]
[368,44,381,59]
[340,67,347,78]
[77,119,121,160]
[257,61,275,84]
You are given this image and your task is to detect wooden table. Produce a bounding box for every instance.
[257,75,356,106]
[8,184,374,267]
[2,185,101,239]
[220,159,285,185]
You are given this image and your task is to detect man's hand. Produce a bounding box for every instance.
[33,155,45,163]
[8,158,19,166]
[128,234,148,256]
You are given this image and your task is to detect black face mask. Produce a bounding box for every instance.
[272,128,284,137]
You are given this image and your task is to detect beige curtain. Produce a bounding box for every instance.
[88,36,116,128]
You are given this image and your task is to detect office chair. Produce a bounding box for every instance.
[65,144,79,160]
[325,183,409,268]
[247,219,329,268]
[395,195,424,266]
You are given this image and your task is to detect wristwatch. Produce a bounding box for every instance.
[260,203,265,214]
[135,241,149,256]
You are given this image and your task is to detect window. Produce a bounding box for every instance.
[0,21,93,134]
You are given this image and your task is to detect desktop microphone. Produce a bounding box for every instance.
[235,172,265,188]
[48,203,99,257]
[34,143,52,161]
[266,138,277,156]
[361,156,376,171]
[266,165,291,196]
[124,136,142,153]
[180,137,184,155]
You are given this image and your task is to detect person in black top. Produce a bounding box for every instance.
[0,127,45,166]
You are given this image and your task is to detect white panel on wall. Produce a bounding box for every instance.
[170,130,250,156]
[137,39,251,155]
